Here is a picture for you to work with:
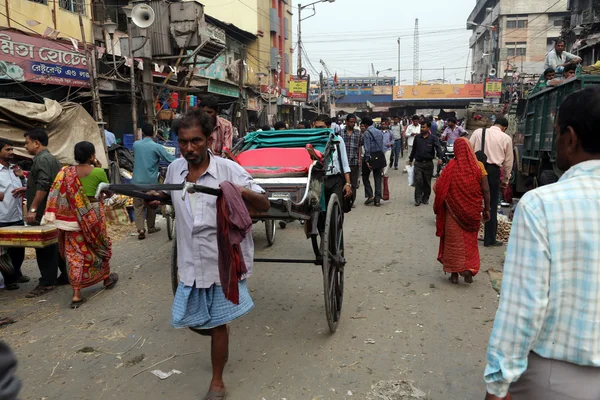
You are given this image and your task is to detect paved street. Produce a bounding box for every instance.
[0,168,505,400]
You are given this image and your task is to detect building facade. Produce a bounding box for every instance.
[468,0,569,83]
[567,0,600,66]
[201,0,293,96]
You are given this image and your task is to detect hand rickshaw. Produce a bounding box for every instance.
[97,128,347,332]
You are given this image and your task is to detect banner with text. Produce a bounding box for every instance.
[288,76,309,101]
[485,78,503,99]
[0,30,90,87]
[392,84,484,101]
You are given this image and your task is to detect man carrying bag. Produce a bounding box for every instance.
[362,116,386,207]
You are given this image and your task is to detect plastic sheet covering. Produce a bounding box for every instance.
[237,128,334,153]
[0,98,108,167]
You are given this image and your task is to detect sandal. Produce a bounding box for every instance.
[0,317,15,327]
[5,283,19,291]
[148,227,161,234]
[138,230,146,240]
[25,285,55,298]
[104,273,119,289]
[202,391,228,400]
[17,275,30,283]
[70,297,87,309]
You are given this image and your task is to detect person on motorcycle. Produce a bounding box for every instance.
[440,117,467,145]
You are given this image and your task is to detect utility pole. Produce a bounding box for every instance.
[397,37,401,84]
[238,47,246,137]
[79,13,107,154]
[126,18,138,139]
[443,66,445,83]
[413,18,419,85]
[297,3,302,73]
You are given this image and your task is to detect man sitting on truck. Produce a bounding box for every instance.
[544,38,581,77]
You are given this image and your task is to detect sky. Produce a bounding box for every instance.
[295,0,475,84]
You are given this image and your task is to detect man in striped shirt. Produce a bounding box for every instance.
[484,86,600,399]
[199,95,233,156]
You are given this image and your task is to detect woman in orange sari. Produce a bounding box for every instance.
[434,137,491,284]
[44,142,117,308]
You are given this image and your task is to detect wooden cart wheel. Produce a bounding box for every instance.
[322,194,345,333]
[166,205,175,241]
[265,219,276,246]
[311,234,321,260]
[171,232,179,296]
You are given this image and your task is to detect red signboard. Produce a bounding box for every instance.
[0,30,90,87]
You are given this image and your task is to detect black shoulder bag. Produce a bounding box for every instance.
[367,131,387,170]
[475,128,488,164]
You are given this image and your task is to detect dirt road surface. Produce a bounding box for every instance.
[0,168,506,400]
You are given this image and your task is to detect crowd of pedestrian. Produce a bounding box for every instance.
[3,82,600,400]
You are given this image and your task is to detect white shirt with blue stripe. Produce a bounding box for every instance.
[484,160,600,397]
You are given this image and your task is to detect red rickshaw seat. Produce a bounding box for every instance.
[237,148,321,178]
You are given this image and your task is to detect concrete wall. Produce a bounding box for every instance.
[469,0,568,80]
[0,0,93,42]
[246,0,292,90]
[200,0,259,37]
[499,0,567,15]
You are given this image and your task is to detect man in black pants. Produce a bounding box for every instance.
[408,122,443,206]
[470,117,513,247]
[342,114,362,207]
[23,129,68,297]
[362,116,385,206]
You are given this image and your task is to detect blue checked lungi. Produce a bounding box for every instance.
[171,280,254,330]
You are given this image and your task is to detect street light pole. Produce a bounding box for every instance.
[397,37,401,84]
[297,0,335,122]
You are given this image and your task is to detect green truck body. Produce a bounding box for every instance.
[516,74,600,185]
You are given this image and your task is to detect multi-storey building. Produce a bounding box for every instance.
[467,0,569,83]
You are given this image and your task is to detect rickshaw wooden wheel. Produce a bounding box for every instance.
[171,233,179,296]
[265,219,276,246]
[322,194,345,333]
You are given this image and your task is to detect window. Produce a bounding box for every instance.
[507,48,527,57]
[506,15,528,29]
[553,18,563,27]
[59,0,86,15]
[29,0,48,4]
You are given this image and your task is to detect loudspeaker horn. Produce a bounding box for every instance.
[489,68,497,77]
[131,3,155,29]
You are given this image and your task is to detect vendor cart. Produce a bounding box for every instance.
[98,128,347,333]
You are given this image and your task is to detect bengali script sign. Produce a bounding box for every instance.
[393,84,484,101]
[288,76,309,101]
[485,78,503,99]
[373,86,393,95]
[0,31,89,87]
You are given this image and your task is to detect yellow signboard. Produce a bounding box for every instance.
[392,84,484,100]
[289,77,309,101]
[373,86,393,95]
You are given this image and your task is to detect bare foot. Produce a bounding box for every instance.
[462,271,474,284]
[448,273,459,284]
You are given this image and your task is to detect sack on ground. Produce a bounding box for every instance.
[407,165,415,187]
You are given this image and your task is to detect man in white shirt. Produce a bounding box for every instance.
[470,117,514,247]
[0,139,30,289]
[154,109,270,400]
[404,115,421,171]
[544,38,581,77]
[104,129,116,148]
[390,116,404,169]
